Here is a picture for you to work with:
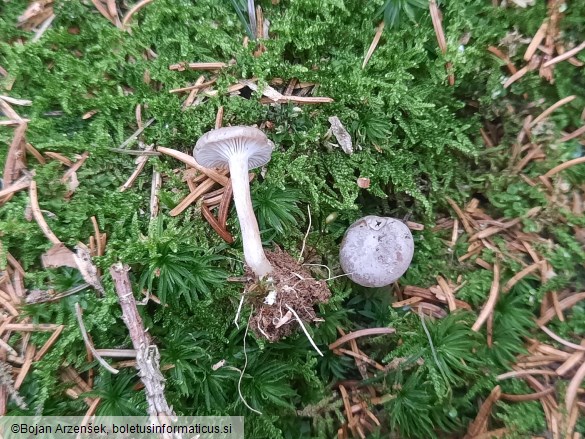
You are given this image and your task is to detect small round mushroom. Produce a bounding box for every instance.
[194,126,273,278]
[339,216,414,287]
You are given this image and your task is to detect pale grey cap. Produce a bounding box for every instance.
[339,216,414,288]
[193,126,273,169]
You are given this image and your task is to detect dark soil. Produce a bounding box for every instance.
[245,247,331,342]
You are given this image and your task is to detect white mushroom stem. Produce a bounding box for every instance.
[228,153,272,278]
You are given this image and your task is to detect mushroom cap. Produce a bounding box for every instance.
[339,216,414,287]
[193,126,273,169]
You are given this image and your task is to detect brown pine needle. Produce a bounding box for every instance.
[33,325,65,361]
[60,151,89,183]
[429,0,447,54]
[496,369,558,380]
[157,146,229,186]
[362,21,385,69]
[544,156,585,178]
[29,181,61,245]
[524,21,548,61]
[122,0,155,28]
[215,105,224,129]
[90,0,116,25]
[169,178,216,217]
[472,261,500,332]
[560,124,585,142]
[543,41,585,67]
[566,361,585,413]
[539,325,585,351]
[503,261,544,293]
[465,385,501,437]
[329,328,395,350]
[530,95,576,128]
[75,303,119,374]
[538,293,585,325]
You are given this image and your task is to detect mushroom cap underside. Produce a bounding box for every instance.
[193,126,273,169]
[339,216,414,287]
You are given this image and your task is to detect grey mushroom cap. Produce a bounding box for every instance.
[339,216,414,288]
[193,126,273,169]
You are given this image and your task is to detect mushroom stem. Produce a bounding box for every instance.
[228,154,272,278]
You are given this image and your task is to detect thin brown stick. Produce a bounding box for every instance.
[218,182,233,227]
[543,41,585,67]
[0,179,30,200]
[362,21,385,69]
[436,276,456,312]
[472,261,500,331]
[446,197,475,235]
[109,262,174,417]
[538,292,585,325]
[60,152,89,183]
[120,144,153,191]
[122,0,155,27]
[45,151,73,166]
[157,146,229,186]
[29,181,61,245]
[14,344,35,389]
[429,0,447,54]
[329,328,395,351]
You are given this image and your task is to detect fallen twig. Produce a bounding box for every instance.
[109,262,174,417]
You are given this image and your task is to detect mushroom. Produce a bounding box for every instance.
[193,126,273,278]
[339,216,414,287]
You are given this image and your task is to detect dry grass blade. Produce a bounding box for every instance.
[464,385,501,438]
[329,328,395,350]
[472,261,500,331]
[543,41,585,67]
[122,0,155,28]
[362,21,384,69]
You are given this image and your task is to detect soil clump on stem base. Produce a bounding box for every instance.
[245,247,331,342]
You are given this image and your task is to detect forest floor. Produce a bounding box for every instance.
[1,0,585,438]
